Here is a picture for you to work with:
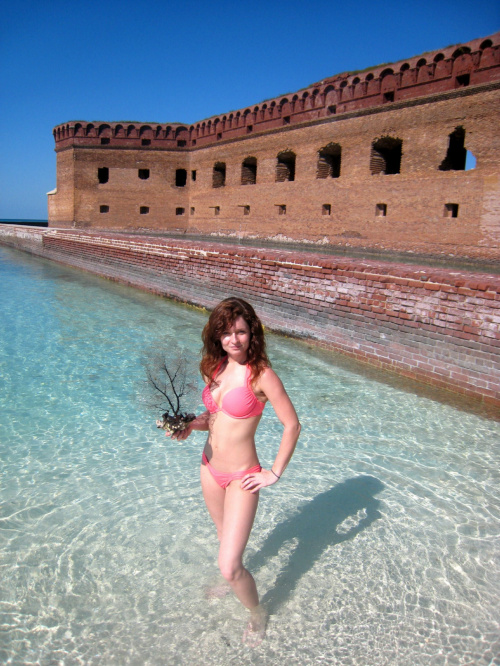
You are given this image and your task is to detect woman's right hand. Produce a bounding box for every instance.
[166,411,210,442]
[168,423,193,442]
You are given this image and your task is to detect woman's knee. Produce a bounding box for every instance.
[218,556,244,583]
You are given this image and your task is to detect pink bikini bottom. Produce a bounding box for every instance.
[202,452,261,489]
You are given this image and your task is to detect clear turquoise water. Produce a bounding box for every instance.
[1,246,499,666]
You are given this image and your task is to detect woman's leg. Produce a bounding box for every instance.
[201,466,266,644]
[218,481,259,609]
[200,464,232,598]
[201,463,260,606]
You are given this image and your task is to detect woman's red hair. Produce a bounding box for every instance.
[200,297,270,382]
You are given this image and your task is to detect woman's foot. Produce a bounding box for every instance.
[242,605,267,647]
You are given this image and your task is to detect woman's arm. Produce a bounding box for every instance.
[241,368,301,493]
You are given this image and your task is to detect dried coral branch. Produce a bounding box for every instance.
[144,352,197,434]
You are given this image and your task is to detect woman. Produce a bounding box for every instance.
[170,297,300,645]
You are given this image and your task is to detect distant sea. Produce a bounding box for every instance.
[0,218,48,227]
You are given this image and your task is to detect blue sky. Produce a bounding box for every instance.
[0,0,498,220]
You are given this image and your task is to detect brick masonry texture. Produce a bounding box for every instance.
[48,33,500,260]
[2,226,499,408]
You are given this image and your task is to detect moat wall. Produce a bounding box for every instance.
[2,226,499,408]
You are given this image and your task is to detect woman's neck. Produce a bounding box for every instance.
[224,354,247,366]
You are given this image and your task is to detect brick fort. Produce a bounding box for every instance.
[49,32,500,261]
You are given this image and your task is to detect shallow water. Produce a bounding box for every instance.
[0,246,499,666]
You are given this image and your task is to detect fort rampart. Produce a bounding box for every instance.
[48,33,500,260]
[2,226,499,408]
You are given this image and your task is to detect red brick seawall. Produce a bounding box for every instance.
[1,226,499,407]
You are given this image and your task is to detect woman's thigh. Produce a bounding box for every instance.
[219,483,259,566]
[200,463,226,538]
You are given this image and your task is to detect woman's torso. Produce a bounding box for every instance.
[202,360,266,471]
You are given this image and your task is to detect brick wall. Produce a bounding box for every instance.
[50,148,191,230]
[186,90,499,248]
[2,226,498,407]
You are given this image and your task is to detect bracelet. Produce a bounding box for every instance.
[271,469,281,480]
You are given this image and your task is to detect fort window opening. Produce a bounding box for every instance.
[465,151,476,170]
[375,203,387,217]
[276,204,287,215]
[176,207,185,216]
[383,91,394,103]
[241,157,257,185]
[100,138,110,145]
[370,137,402,175]
[240,205,250,215]
[177,140,186,147]
[456,73,470,87]
[141,139,151,146]
[276,151,296,182]
[444,203,459,218]
[138,169,150,180]
[190,207,195,215]
[213,162,226,188]
[99,205,109,213]
[283,116,291,125]
[317,143,341,179]
[140,206,149,214]
[97,167,109,184]
[439,127,466,171]
[322,204,331,215]
[175,169,187,187]
[247,125,253,133]
[212,206,220,216]
[191,170,197,182]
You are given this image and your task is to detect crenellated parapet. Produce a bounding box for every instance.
[53,33,500,152]
[53,122,190,150]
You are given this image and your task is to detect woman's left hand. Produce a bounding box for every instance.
[240,468,279,494]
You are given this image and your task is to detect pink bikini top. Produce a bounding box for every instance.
[202,360,266,419]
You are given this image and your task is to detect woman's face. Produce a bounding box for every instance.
[220,316,251,360]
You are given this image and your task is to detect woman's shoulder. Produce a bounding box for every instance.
[255,366,283,390]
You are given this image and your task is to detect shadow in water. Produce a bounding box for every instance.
[248,475,384,614]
